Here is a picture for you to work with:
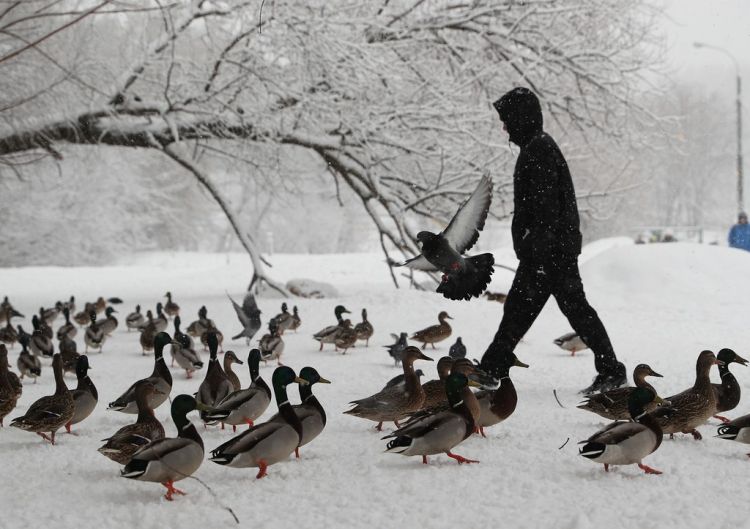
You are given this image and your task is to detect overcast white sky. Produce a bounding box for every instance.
[662,0,750,88]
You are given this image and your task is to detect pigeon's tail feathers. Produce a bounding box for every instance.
[436,253,495,301]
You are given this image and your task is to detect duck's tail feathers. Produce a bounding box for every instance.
[578,441,605,460]
[716,424,739,440]
[437,253,495,301]
[385,436,412,454]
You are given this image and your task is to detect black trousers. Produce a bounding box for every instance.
[481,256,619,374]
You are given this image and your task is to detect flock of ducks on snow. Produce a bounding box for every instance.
[1,293,750,501]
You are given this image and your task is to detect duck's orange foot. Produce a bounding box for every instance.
[446,451,479,464]
[638,463,662,475]
[37,432,55,445]
[295,447,300,459]
[422,455,428,465]
[256,460,268,479]
[714,415,731,424]
[688,429,703,440]
[375,422,383,432]
[163,480,186,500]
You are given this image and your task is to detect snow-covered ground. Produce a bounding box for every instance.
[2,240,750,529]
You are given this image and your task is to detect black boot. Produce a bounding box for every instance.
[580,361,626,395]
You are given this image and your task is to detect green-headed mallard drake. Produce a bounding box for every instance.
[99,380,166,465]
[289,306,301,332]
[0,344,20,426]
[57,307,77,341]
[186,305,209,338]
[30,314,54,358]
[108,332,173,413]
[17,336,41,382]
[259,320,284,365]
[66,355,97,433]
[384,372,479,465]
[419,356,454,410]
[163,291,180,319]
[354,308,374,347]
[170,318,203,379]
[270,302,293,334]
[712,348,748,423]
[209,366,307,479]
[154,302,168,333]
[577,364,663,421]
[99,306,118,336]
[200,320,224,353]
[658,350,722,440]
[579,387,673,474]
[84,311,105,354]
[197,332,233,424]
[224,350,244,391]
[269,366,330,457]
[554,331,588,357]
[474,353,528,437]
[121,394,206,501]
[344,346,432,431]
[10,353,74,444]
[139,311,157,355]
[334,320,357,354]
[410,311,452,350]
[205,349,272,432]
[59,333,79,374]
[313,305,350,351]
[125,304,145,332]
[0,308,19,347]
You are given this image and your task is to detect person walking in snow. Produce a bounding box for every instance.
[478,87,626,395]
[728,212,750,252]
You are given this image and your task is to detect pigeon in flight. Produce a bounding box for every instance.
[398,175,495,300]
[227,291,262,344]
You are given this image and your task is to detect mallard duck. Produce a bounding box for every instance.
[154,302,168,332]
[15,324,31,345]
[224,350,244,391]
[712,348,748,423]
[187,305,209,338]
[62,295,75,314]
[108,332,173,413]
[474,353,528,437]
[448,337,466,359]
[200,321,224,353]
[66,355,97,433]
[0,299,23,323]
[94,296,107,314]
[410,311,453,350]
[0,344,19,426]
[73,302,95,327]
[404,358,481,425]
[36,311,53,340]
[313,305,350,351]
[579,387,673,474]
[163,291,179,318]
[98,306,118,336]
[657,350,722,440]
[125,304,145,331]
[121,394,206,500]
[334,320,357,354]
[269,366,330,457]
[139,311,157,355]
[59,333,80,374]
[205,349,272,432]
[383,369,425,390]
[554,331,588,356]
[289,306,301,332]
[197,332,233,424]
[0,308,19,347]
[270,302,293,334]
[30,316,54,357]
[385,332,408,366]
[344,346,432,431]
[41,302,62,325]
[420,356,454,409]
[56,307,77,340]
[577,364,663,421]
[209,366,307,479]
[98,380,166,465]
[354,308,374,347]
[259,321,284,365]
[10,353,74,444]
[717,412,750,457]
[17,336,41,382]
[228,293,262,343]
[384,372,479,465]
[84,311,105,353]
[170,318,203,379]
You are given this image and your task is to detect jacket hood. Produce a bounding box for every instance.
[493,87,543,146]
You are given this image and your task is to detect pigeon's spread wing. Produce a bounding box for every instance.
[399,254,438,272]
[442,175,493,254]
[227,293,250,328]
[242,292,260,318]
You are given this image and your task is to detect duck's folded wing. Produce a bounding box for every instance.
[211,422,286,455]
[131,437,193,461]
[214,388,260,410]
[382,411,456,439]
[586,421,645,444]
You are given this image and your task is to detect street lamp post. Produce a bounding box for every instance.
[694,41,744,214]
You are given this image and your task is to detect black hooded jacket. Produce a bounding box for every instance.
[494,88,582,262]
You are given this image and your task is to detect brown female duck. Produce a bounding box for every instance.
[164,291,180,318]
[577,364,663,421]
[223,350,244,391]
[419,356,454,409]
[0,344,19,426]
[196,332,233,424]
[410,311,453,350]
[354,308,374,347]
[712,348,748,423]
